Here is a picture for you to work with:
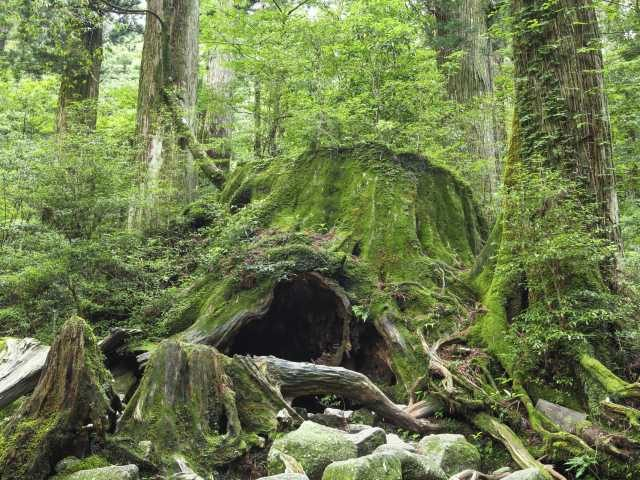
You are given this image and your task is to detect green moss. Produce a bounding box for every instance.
[168,144,486,398]
[116,340,280,474]
[54,455,110,478]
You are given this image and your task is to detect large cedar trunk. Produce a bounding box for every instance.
[129,0,200,230]
[510,0,621,257]
[473,0,635,466]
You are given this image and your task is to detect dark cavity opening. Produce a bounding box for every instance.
[227,273,396,387]
[228,273,349,363]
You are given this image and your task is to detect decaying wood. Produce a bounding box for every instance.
[252,355,441,433]
[0,328,140,408]
[0,317,114,480]
[0,338,50,409]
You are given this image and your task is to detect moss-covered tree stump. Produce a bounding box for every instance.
[0,316,114,480]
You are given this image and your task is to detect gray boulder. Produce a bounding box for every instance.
[501,468,547,480]
[268,421,358,480]
[373,445,446,480]
[416,434,480,477]
[63,465,139,480]
[322,453,402,480]
[346,427,387,456]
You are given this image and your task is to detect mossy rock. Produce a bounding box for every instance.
[321,453,403,480]
[372,445,446,480]
[59,465,139,480]
[416,434,481,477]
[268,421,358,480]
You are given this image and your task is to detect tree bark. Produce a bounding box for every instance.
[129,0,200,230]
[432,0,503,204]
[201,48,234,161]
[511,0,621,264]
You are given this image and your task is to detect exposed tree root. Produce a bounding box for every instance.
[471,413,562,480]
[449,468,511,480]
[601,400,640,429]
[579,354,640,400]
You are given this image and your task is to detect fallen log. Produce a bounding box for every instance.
[252,355,441,433]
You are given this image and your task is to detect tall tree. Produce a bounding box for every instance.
[477,0,630,456]
[129,0,201,229]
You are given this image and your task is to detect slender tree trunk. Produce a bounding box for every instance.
[201,50,233,162]
[253,79,263,158]
[129,0,200,230]
[56,19,103,131]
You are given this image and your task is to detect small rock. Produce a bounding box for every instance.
[501,468,547,480]
[257,475,310,480]
[324,408,354,420]
[417,434,480,477]
[346,424,371,434]
[308,412,349,429]
[64,464,139,480]
[385,433,417,451]
[322,453,403,480]
[268,421,358,480]
[55,456,81,474]
[346,427,387,456]
[351,408,375,426]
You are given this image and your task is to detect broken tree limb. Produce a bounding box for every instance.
[601,400,640,429]
[0,337,50,409]
[579,354,640,400]
[251,355,441,433]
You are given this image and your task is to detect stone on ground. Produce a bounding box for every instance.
[257,475,310,480]
[268,421,358,480]
[416,434,481,476]
[322,453,402,480]
[501,468,547,480]
[346,426,387,455]
[373,445,446,480]
[63,465,139,480]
